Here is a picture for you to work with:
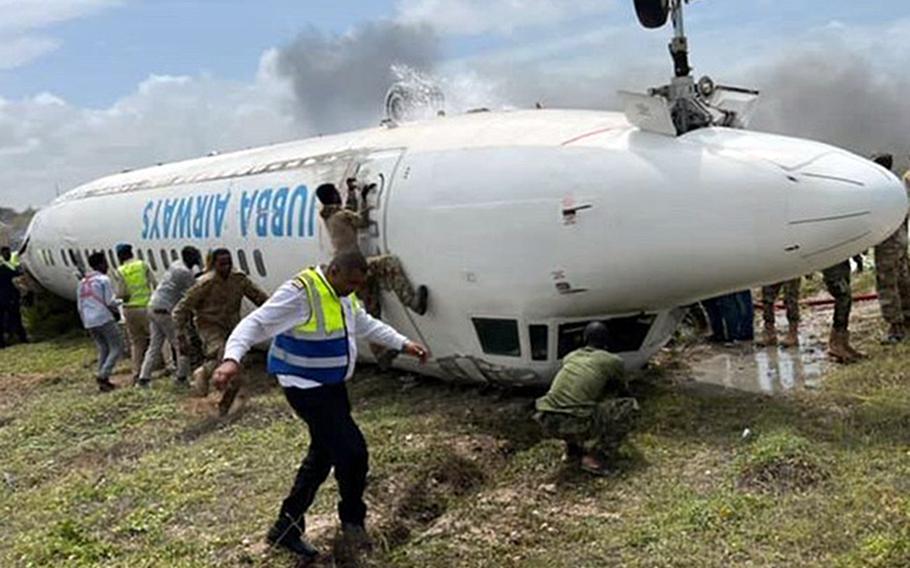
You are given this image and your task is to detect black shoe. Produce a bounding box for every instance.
[97,378,115,392]
[267,519,319,559]
[174,376,189,387]
[340,522,373,552]
[136,378,151,389]
[411,285,429,316]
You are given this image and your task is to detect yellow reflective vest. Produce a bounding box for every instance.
[118,259,152,308]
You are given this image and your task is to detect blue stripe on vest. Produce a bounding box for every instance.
[274,334,348,357]
[267,355,348,384]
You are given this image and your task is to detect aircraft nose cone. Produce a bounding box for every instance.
[787,152,908,265]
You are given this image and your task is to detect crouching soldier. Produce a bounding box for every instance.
[534,322,639,476]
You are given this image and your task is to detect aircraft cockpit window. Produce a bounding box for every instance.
[529,325,549,361]
[557,314,656,359]
[253,250,267,277]
[472,318,521,357]
[236,249,250,275]
[160,249,170,269]
[147,249,158,272]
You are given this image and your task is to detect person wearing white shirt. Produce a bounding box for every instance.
[213,251,428,560]
[77,252,124,392]
[137,246,202,387]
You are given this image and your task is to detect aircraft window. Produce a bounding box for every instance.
[147,249,158,272]
[160,249,170,269]
[48,250,55,267]
[171,249,179,262]
[236,249,250,275]
[84,250,92,269]
[253,249,267,277]
[107,249,117,269]
[472,318,521,357]
[557,314,657,359]
[69,249,82,268]
[137,249,144,261]
[60,250,69,267]
[529,325,549,361]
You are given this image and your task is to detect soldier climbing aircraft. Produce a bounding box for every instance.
[20,0,909,385]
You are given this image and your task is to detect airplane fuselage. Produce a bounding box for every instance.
[23,110,908,385]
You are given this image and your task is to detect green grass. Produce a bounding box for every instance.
[0,334,908,567]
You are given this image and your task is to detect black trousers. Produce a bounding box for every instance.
[0,299,26,346]
[280,383,369,531]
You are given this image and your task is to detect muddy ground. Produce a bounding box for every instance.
[0,293,908,567]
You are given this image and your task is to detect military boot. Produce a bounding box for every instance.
[882,322,905,344]
[843,331,867,360]
[410,285,429,316]
[780,323,800,348]
[191,366,209,397]
[827,330,855,364]
[218,381,241,417]
[756,323,777,347]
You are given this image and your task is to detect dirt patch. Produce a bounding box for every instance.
[374,450,486,551]
[738,457,829,493]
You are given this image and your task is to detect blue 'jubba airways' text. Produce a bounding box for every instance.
[141,185,317,241]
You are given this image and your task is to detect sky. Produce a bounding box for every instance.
[1,0,909,209]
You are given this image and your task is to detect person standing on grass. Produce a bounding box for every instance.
[77,252,124,392]
[212,250,428,561]
[137,246,202,387]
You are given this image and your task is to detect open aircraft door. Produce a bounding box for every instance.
[350,149,429,361]
[352,149,405,257]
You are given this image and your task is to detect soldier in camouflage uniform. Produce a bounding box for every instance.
[872,154,910,343]
[758,278,801,347]
[173,248,269,415]
[822,261,864,363]
[316,183,428,316]
[534,322,639,476]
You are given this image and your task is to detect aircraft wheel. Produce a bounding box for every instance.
[634,0,670,29]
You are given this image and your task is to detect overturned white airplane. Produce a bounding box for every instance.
[22,0,908,385]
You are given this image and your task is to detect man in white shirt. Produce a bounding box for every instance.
[137,246,202,387]
[212,251,428,560]
[77,252,125,392]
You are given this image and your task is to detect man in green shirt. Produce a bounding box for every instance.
[535,322,639,476]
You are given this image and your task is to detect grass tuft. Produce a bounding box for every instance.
[735,430,829,493]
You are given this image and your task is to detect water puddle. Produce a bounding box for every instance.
[688,340,828,394]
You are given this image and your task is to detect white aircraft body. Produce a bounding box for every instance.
[22,109,908,385]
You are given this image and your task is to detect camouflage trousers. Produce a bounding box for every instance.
[823,261,852,332]
[194,326,241,409]
[874,225,910,326]
[365,255,419,315]
[761,278,801,326]
[534,398,640,457]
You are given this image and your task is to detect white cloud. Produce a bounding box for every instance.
[0,35,59,69]
[0,0,121,68]
[396,0,614,35]
[0,52,301,209]
[0,0,119,32]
